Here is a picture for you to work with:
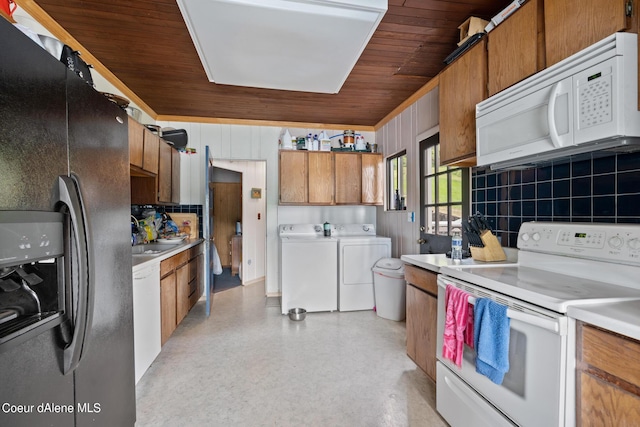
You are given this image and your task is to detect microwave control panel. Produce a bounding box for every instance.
[578,66,613,129]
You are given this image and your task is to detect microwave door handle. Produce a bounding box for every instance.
[547,82,562,149]
[56,175,95,375]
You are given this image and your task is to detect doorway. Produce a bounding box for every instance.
[211,160,267,292]
[418,132,470,254]
[210,174,243,292]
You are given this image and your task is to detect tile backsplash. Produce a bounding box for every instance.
[132,204,204,238]
[472,151,640,248]
[164,205,203,238]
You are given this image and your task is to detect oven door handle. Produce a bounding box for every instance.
[466,295,565,334]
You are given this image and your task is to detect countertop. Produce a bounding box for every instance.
[400,247,519,273]
[132,238,204,271]
[568,301,640,342]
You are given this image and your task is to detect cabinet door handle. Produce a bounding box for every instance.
[418,238,426,244]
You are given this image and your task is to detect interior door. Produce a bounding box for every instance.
[418,133,470,254]
[204,146,214,317]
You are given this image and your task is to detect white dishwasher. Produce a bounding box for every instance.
[132,261,161,384]
[279,224,338,315]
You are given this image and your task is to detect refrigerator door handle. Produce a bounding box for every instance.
[56,175,95,374]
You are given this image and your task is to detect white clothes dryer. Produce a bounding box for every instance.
[333,224,391,312]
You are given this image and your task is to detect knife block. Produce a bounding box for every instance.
[470,230,506,262]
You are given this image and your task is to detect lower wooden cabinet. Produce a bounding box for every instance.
[577,322,640,426]
[159,249,188,345]
[405,264,438,382]
[175,263,189,324]
[144,243,204,348]
[188,244,204,308]
[159,272,177,346]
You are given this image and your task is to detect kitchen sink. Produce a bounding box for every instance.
[131,242,182,256]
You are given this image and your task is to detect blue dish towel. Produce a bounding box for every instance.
[474,298,510,384]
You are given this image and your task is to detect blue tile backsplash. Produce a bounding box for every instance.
[472,151,640,248]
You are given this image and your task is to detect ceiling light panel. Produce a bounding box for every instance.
[177,0,387,93]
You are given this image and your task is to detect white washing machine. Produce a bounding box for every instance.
[279,224,337,315]
[334,224,391,312]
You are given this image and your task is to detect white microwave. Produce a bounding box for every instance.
[476,32,640,170]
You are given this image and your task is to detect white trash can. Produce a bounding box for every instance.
[372,258,406,321]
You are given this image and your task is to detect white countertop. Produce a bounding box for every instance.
[400,248,519,273]
[132,238,204,272]
[568,301,640,342]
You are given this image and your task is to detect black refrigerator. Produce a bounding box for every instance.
[0,19,136,426]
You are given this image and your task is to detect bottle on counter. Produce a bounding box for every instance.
[323,221,331,237]
[451,230,462,262]
[394,189,401,210]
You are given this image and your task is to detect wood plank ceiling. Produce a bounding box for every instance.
[29,0,512,127]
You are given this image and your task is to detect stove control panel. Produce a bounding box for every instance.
[518,221,640,264]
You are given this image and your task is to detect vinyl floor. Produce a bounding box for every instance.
[135,281,447,426]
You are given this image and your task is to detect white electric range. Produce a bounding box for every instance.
[436,221,640,427]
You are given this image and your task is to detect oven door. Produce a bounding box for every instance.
[436,275,568,427]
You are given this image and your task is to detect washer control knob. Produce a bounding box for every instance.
[628,238,640,250]
[532,232,541,241]
[521,233,530,242]
[609,235,624,249]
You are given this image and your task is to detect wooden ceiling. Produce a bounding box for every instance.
[26,0,512,128]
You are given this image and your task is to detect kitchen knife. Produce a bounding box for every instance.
[475,211,492,231]
[463,219,484,247]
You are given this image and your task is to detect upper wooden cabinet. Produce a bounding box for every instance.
[129,119,159,175]
[278,151,383,206]
[439,39,487,166]
[488,0,546,96]
[171,148,180,204]
[361,153,383,205]
[335,152,362,204]
[131,135,180,206]
[142,129,160,175]
[279,150,308,204]
[128,117,144,169]
[308,151,334,204]
[544,0,636,67]
[157,140,172,204]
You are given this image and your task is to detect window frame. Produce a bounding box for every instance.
[420,137,470,237]
[386,150,407,210]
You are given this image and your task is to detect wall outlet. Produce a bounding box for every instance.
[408,211,415,222]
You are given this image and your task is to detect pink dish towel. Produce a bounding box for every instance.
[442,284,474,367]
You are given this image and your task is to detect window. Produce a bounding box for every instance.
[421,141,468,236]
[387,150,407,210]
